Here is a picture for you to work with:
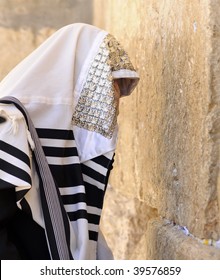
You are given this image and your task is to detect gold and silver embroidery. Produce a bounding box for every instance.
[72,34,135,138]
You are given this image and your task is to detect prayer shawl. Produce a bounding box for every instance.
[0,23,139,259]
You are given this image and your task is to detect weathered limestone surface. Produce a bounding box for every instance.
[100,186,158,260]
[0,0,93,79]
[94,0,220,259]
[146,218,220,260]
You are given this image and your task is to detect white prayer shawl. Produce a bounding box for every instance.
[0,23,139,259]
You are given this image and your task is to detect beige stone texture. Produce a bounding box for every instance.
[0,26,55,79]
[94,0,220,259]
[145,218,220,260]
[100,186,158,260]
[0,0,93,79]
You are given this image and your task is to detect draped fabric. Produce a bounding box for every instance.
[0,23,139,259]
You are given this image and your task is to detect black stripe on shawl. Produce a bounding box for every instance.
[88,213,100,225]
[16,189,30,201]
[67,210,100,227]
[61,186,105,210]
[89,231,98,241]
[81,164,106,184]
[0,178,16,189]
[43,146,78,157]
[36,128,75,140]
[20,197,32,217]
[91,155,111,169]
[84,182,105,209]
[49,164,84,188]
[0,140,30,167]
[0,159,31,185]
[61,193,87,205]
[67,209,88,221]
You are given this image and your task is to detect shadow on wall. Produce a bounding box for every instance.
[0,0,93,30]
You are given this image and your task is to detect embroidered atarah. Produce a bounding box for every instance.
[72,34,135,138]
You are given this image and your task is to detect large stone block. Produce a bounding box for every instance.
[94,0,220,242]
[0,27,56,79]
[100,186,158,259]
[0,0,93,79]
[101,187,220,259]
[145,218,220,259]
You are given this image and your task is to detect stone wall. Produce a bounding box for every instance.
[0,0,93,79]
[94,0,220,259]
